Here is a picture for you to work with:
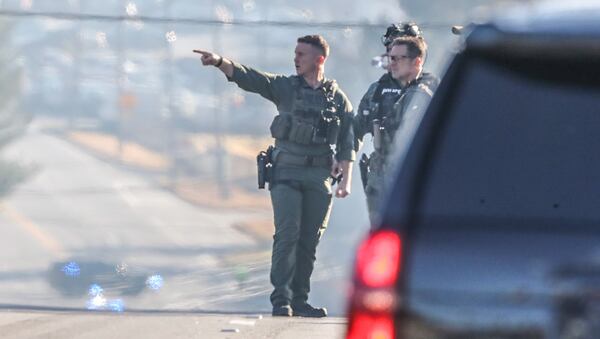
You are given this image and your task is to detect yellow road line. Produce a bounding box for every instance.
[0,203,65,258]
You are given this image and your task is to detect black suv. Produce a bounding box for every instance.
[346,3,600,339]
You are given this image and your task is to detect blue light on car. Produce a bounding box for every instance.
[86,294,107,310]
[108,299,125,313]
[61,262,81,277]
[146,274,164,290]
[88,284,103,297]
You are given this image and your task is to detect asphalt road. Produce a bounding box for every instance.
[0,118,370,338]
[0,310,347,339]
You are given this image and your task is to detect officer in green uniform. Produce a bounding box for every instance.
[355,34,437,224]
[194,35,355,318]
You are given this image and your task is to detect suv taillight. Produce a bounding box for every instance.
[347,230,402,339]
[356,230,402,288]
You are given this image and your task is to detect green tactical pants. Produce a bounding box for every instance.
[364,152,386,225]
[269,165,333,307]
[365,182,383,225]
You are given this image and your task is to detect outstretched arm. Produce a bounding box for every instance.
[193,49,288,105]
[193,49,234,78]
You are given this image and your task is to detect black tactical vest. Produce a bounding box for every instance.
[370,74,403,120]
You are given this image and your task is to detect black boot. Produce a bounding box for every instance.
[272,304,293,317]
[291,303,327,318]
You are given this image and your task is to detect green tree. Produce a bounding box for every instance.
[0,19,31,197]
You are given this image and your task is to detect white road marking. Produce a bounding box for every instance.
[229,319,256,326]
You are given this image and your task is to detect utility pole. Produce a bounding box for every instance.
[115,11,124,160]
[69,0,82,130]
[212,24,230,199]
[209,0,230,199]
[163,0,177,187]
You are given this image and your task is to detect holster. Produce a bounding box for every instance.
[359,153,369,190]
[256,146,274,189]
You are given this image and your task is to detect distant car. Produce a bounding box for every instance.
[346,2,600,339]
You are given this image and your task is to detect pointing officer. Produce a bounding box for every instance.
[195,34,355,317]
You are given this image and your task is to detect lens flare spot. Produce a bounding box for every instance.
[115,262,128,277]
[165,31,177,43]
[146,275,164,290]
[126,3,138,16]
[95,32,108,48]
[344,27,353,38]
[215,5,233,23]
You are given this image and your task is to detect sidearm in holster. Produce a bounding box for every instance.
[256,145,274,189]
[359,153,369,190]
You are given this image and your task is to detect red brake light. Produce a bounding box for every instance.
[347,311,395,339]
[355,230,402,288]
[347,230,402,339]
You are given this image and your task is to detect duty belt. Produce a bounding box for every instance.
[276,152,333,168]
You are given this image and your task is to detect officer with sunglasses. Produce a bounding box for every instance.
[354,23,439,224]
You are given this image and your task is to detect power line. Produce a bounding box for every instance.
[0,9,454,30]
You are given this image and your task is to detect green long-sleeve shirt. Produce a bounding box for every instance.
[227,62,356,162]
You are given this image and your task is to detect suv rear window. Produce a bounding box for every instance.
[419,55,600,221]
